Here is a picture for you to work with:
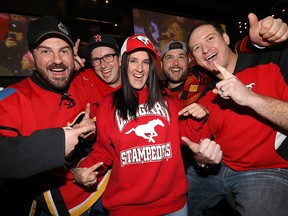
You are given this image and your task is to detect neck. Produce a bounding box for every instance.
[168,81,183,89]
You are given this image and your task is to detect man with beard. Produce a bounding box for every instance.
[0,16,106,216]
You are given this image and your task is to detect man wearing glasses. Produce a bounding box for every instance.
[81,34,122,94]
[75,33,122,215]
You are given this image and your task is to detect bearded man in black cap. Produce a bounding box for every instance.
[0,16,106,216]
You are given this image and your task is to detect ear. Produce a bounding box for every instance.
[118,55,122,66]
[28,51,34,62]
[223,32,230,46]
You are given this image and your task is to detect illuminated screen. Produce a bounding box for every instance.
[0,13,37,76]
[132,8,226,52]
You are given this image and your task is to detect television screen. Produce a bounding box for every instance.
[0,12,37,76]
[132,8,226,51]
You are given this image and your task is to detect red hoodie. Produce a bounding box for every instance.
[79,87,204,216]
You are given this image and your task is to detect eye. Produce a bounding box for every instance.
[179,55,186,60]
[193,46,200,52]
[207,35,214,41]
[129,58,136,63]
[143,60,150,65]
[40,49,51,54]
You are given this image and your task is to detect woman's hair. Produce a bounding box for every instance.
[113,50,167,120]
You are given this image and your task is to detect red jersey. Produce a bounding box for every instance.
[79,87,204,216]
[0,68,119,215]
[198,49,288,171]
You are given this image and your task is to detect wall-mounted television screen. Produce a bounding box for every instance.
[132,8,226,52]
[0,12,37,76]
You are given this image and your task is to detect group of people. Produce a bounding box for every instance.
[0,12,288,216]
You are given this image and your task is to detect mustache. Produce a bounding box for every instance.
[47,64,68,70]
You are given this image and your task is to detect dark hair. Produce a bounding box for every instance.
[187,21,225,53]
[113,50,167,120]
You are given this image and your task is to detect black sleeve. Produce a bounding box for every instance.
[0,128,65,179]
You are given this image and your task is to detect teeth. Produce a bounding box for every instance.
[171,68,180,72]
[206,53,216,61]
[134,74,143,78]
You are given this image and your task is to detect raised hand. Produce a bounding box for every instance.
[248,12,288,46]
[64,123,96,156]
[74,38,86,71]
[73,162,103,187]
[212,62,255,106]
[73,103,96,140]
[178,103,209,119]
[181,137,222,165]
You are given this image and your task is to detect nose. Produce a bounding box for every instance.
[52,52,63,64]
[136,63,144,72]
[201,43,209,54]
[100,59,108,68]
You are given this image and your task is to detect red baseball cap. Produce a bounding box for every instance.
[120,34,158,59]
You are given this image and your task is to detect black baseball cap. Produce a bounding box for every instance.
[161,40,188,60]
[27,16,74,49]
[82,33,119,58]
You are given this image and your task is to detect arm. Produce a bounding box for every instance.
[233,13,288,53]
[0,128,65,179]
[214,62,288,131]
[0,123,95,179]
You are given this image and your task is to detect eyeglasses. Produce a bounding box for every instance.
[90,53,118,66]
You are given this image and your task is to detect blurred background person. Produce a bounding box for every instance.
[20,51,35,75]
[0,20,27,75]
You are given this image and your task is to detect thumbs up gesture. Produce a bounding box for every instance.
[181,137,222,165]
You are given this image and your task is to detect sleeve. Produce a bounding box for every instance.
[233,35,261,54]
[78,98,114,175]
[169,93,206,143]
[0,128,65,179]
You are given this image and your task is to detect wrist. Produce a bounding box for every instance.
[252,42,266,49]
[194,157,210,169]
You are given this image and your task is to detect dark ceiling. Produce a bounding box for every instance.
[64,0,287,44]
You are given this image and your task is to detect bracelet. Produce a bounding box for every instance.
[252,42,265,49]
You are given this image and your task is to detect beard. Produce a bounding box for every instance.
[165,70,187,84]
[36,63,75,91]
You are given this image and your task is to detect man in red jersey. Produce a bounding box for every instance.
[184,13,288,216]
[0,16,102,216]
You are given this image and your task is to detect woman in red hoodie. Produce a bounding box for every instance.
[73,34,209,216]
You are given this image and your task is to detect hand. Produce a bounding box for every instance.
[73,162,103,187]
[248,12,288,46]
[5,37,17,48]
[178,103,209,119]
[212,62,255,106]
[73,103,96,140]
[74,38,86,71]
[181,137,222,165]
[64,123,96,156]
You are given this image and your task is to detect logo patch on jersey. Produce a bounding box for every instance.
[0,88,17,101]
[246,82,255,90]
[125,118,164,143]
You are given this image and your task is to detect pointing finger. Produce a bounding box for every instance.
[214,62,233,79]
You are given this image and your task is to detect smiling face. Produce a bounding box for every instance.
[188,24,235,76]
[162,48,188,88]
[127,50,150,90]
[91,46,121,88]
[32,37,75,90]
